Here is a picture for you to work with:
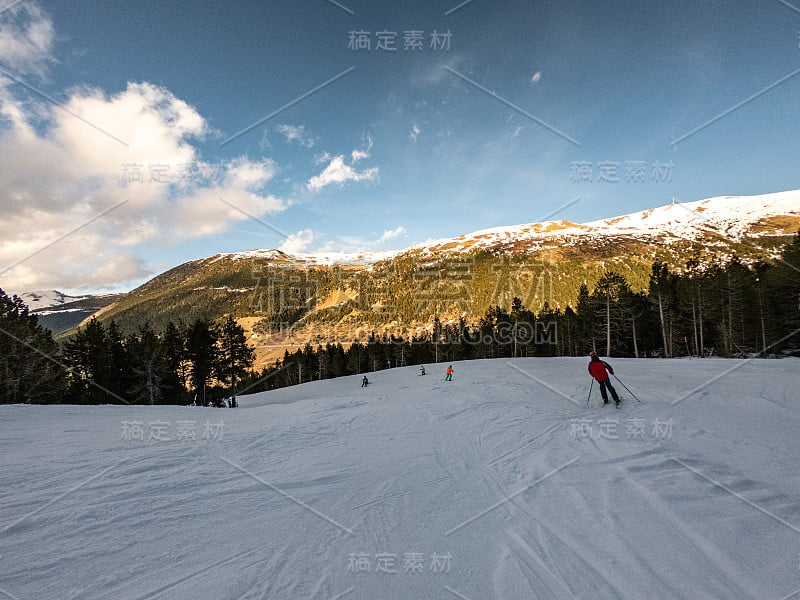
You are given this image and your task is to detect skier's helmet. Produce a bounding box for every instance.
[589,351,597,357]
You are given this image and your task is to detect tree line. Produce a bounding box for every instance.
[248,233,800,393]
[0,304,254,405]
[1,233,798,403]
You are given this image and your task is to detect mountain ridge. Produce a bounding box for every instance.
[11,291,125,335]
[191,190,799,267]
[59,190,800,365]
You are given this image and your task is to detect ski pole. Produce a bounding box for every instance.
[587,379,593,405]
[612,374,642,403]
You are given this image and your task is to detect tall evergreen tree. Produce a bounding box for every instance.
[107,320,132,402]
[63,318,122,404]
[216,316,255,407]
[162,320,188,404]
[0,289,67,404]
[575,283,598,355]
[128,324,170,405]
[185,319,218,405]
[593,271,632,356]
[765,232,800,351]
[648,262,678,357]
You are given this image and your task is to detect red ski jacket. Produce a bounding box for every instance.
[588,360,614,382]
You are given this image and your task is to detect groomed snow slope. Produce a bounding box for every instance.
[2,357,799,599]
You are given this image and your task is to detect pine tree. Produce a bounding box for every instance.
[648,262,678,357]
[128,324,169,405]
[63,318,120,404]
[765,232,800,351]
[185,319,218,406]
[162,321,188,404]
[0,289,67,404]
[216,316,255,407]
[107,320,131,402]
[593,271,632,356]
[575,283,598,355]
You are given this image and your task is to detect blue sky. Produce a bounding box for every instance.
[1,0,799,293]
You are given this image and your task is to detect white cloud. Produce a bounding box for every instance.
[307,152,378,192]
[223,156,277,190]
[278,228,316,254]
[409,123,421,142]
[277,123,315,148]
[350,148,369,162]
[333,226,408,253]
[290,225,407,256]
[165,187,286,242]
[377,226,406,244]
[0,79,288,291]
[0,2,54,75]
[258,127,271,152]
[313,151,332,165]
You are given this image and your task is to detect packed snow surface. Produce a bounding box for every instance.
[2,357,799,599]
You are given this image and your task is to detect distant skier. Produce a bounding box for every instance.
[588,351,620,406]
[445,365,453,381]
[361,375,369,387]
[419,365,426,376]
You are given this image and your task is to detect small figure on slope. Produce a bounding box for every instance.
[419,365,426,376]
[361,375,369,388]
[588,351,620,406]
[445,365,454,381]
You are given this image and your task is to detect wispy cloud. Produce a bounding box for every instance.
[0,1,54,75]
[276,123,315,148]
[409,122,421,141]
[307,140,378,192]
[301,226,408,256]
[376,226,406,243]
[335,226,407,251]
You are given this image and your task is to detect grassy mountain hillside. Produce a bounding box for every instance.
[71,192,800,366]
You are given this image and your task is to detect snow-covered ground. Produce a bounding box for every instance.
[2,357,799,599]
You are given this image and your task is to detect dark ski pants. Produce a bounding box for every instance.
[598,380,619,403]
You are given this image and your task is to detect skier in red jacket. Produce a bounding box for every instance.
[588,351,620,406]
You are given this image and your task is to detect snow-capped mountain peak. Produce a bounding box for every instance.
[405,190,800,256]
[14,290,89,310]
[585,190,800,238]
[191,191,799,267]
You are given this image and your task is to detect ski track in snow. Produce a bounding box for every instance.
[1,357,799,599]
